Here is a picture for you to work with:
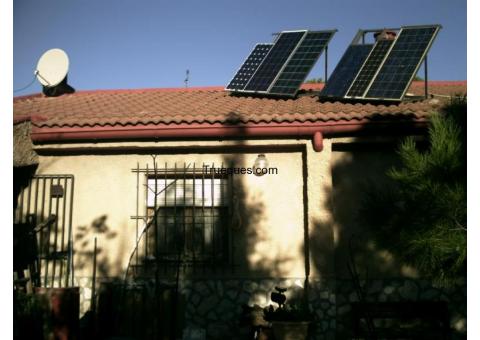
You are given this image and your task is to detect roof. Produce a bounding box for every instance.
[13,81,466,143]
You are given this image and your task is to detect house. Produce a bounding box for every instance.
[13,81,467,339]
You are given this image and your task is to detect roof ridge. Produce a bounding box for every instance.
[13,86,227,102]
[13,80,466,102]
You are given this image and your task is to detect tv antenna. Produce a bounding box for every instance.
[184,69,190,88]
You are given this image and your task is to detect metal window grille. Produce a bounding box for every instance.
[130,163,232,276]
[146,176,228,262]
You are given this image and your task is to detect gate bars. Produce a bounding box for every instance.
[14,175,75,288]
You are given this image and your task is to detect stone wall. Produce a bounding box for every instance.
[178,278,336,340]
[75,276,94,316]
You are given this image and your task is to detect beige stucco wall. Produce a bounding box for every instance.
[19,138,335,282]
[16,135,425,286]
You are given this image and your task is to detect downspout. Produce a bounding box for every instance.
[312,131,323,152]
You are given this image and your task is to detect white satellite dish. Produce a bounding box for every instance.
[36,48,69,87]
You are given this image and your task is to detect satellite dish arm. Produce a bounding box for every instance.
[35,70,52,87]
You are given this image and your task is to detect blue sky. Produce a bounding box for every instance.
[13,0,466,96]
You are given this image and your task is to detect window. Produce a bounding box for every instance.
[145,173,229,263]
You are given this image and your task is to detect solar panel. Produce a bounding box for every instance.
[269,31,335,96]
[346,39,394,97]
[365,26,441,100]
[321,44,373,97]
[244,31,307,92]
[226,43,273,91]
[320,25,440,101]
[226,29,336,97]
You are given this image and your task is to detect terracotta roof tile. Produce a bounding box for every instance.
[13,81,466,129]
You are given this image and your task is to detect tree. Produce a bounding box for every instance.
[361,97,466,286]
[305,77,323,84]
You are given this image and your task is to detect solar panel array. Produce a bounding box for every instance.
[321,25,441,101]
[226,29,336,97]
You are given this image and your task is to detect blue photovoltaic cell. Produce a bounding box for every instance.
[269,31,335,96]
[321,44,373,97]
[346,39,394,97]
[365,26,439,99]
[244,31,306,92]
[226,44,273,90]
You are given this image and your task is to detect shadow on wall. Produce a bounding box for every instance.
[170,113,307,339]
[91,111,298,339]
[224,152,297,279]
[74,215,121,278]
[309,101,467,338]
[328,144,407,279]
[13,165,38,212]
[221,111,300,279]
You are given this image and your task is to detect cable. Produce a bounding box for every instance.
[13,71,39,93]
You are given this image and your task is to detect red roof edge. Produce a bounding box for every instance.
[31,119,428,152]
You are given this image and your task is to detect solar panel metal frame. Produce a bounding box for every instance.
[224,43,274,91]
[242,30,308,94]
[363,24,441,101]
[267,29,337,97]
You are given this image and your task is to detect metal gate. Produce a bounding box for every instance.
[14,174,75,288]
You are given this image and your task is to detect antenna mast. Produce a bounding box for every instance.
[184,69,190,88]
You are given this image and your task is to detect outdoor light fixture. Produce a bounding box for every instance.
[253,154,269,176]
[50,184,64,198]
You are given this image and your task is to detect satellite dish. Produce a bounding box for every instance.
[36,48,69,87]
[35,48,74,96]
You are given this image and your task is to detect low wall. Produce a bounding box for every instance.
[75,276,466,340]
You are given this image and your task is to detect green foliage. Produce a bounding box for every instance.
[361,98,467,287]
[305,77,324,84]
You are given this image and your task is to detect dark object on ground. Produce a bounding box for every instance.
[35,287,80,340]
[264,287,313,322]
[264,286,312,340]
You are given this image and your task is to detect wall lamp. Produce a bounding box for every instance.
[253,154,269,177]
